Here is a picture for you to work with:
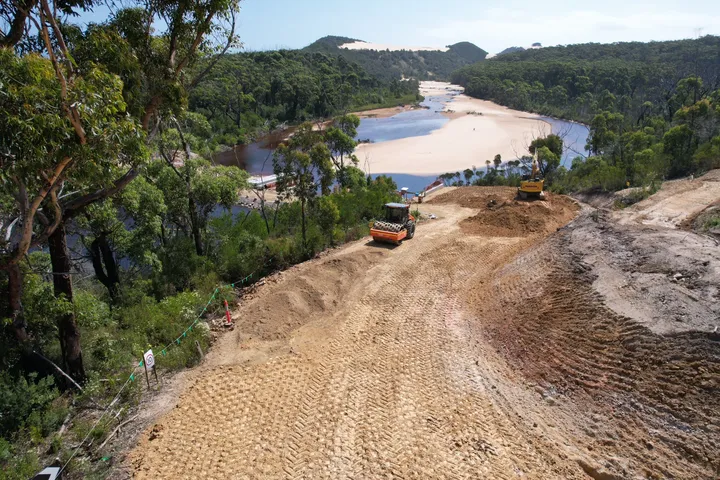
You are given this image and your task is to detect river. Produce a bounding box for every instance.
[213,82,589,193]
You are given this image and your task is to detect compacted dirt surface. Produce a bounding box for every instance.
[128,180,719,480]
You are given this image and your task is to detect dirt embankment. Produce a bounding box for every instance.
[430,186,579,237]
[126,180,719,480]
[477,214,720,479]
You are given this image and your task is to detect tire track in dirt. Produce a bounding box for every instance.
[476,222,720,479]
[131,195,587,479]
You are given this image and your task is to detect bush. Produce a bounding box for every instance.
[0,372,61,439]
[215,230,265,282]
[0,436,39,480]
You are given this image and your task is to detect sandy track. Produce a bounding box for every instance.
[131,192,585,479]
[130,187,719,479]
[618,170,720,228]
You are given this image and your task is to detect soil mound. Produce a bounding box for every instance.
[238,249,385,341]
[430,187,578,237]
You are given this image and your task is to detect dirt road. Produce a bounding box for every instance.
[130,185,719,479]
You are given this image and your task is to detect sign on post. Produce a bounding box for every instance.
[143,349,159,388]
[143,349,155,369]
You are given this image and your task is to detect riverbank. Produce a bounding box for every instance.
[356,81,550,175]
[354,103,426,119]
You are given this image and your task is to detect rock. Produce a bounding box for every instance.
[575,458,624,480]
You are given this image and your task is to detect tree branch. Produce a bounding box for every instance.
[174,11,215,75]
[61,168,139,219]
[2,156,72,269]
[189,11,236,89]
[0,0,33,48]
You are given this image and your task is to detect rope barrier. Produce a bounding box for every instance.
[58,271,258,475]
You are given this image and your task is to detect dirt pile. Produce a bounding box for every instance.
[430,186,578,237]
[236,249,386,342]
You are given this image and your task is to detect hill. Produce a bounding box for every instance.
[495,46,525,56]
[303,35,362,52]
[446,41,487,63]
[452,35,720,122]
[304,35,487,81]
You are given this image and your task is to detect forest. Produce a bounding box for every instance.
[304,36,488,81]
[451,36,720,192]
[189,49,421,146]
[0,2,402,478]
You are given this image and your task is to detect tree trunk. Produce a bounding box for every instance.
[300,198,307,255]
[0,0,31,48]
[89,234,120,301]
[48,223,86,383]
[7,263,29,343]
[258,198,271,234]
[188,192,203,256]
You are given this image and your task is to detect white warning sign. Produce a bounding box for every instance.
[143,349,155,369]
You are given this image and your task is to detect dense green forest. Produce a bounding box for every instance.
[189,49,420,145]
[0,3,403,478]
[304,35,487,81]
[452,36,720,191]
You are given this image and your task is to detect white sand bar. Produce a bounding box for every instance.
[357,81,551,175]
[340,41,448,52]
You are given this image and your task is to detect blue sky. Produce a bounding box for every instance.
[81,0,720,54]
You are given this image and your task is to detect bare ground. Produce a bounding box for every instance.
[125,182,719,480]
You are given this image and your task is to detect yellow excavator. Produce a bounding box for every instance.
[518,151,545,200]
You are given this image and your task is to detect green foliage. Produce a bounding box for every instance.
[0,436,39,480]
[555,157,627,192]
[209,214,266,281]
[313,196,340,245]
[704,215,720,230]
[326,114,361,186]
[0,373,61,438]
[0,49,147,265]
[452,35,720,192]
[190,50,420,143]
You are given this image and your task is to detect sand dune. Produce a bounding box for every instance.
[340,41,448,52]
[356,82,550,175]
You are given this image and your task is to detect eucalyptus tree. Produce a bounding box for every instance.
[1,0,240,381]
[0,47,145,372]
[273,123,334,254]
[324,114,360,188]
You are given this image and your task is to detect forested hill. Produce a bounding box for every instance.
[451,35,720,191]
[187,36,488,143]
[303,35,488,81]
[452,35,720,121]
[190,49,420,145]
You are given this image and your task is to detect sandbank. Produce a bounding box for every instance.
[355,82,551,175]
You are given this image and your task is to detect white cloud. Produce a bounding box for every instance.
[427,9,720,53]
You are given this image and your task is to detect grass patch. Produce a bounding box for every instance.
[351,94,423,112]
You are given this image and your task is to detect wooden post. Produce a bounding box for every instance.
[143,360,150,389]
[152,366,159,386]
[195,340,204,360]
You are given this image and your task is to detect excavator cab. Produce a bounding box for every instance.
[518,152,546,200]
[370,203,416,245]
